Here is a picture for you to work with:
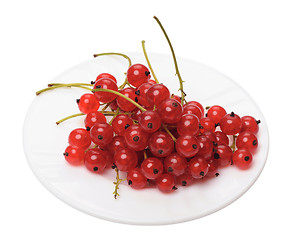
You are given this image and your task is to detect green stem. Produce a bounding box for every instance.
[153,16,186,105]
[56,113,85,125]
[230,135,237,152]
[162,124,177,142]
[48,83,93,87]
[36,84,92,95]
[113,168,126,199]
[141,40,159,83]
[92,88,147,112]
[109,107,120,125]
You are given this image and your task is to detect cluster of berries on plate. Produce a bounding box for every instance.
[36,16,260,198]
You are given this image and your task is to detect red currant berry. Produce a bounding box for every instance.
[141,157,164,180]
[171,94,181,103]
[127,64,151,87]
[214,131,229,145]
[199,117,216,133]
[156,173,176,193]
[114,148,138,172]
[207,105,227,124]
[201,131,217,143]
[63,145,85,166]
[136,83,153,107]
[109,100,118,111]
[232,149,253,169]
[182,104,203,119]
[146,84,170,107]
[149,131,174,157]
[175,135,200,158]
[240,116,260,134]
[176,114,199,136]
[164,153,187,176]
[93,78,118,103]
[219,112,241,135]
[124,125,149,151]
[185,101,204,115]
[206,158,220,177]
[116,87,137,111]
[77,93,100,114]
[90,123,114,146]
[108,136,127,153]
[157,98,183,124]
[100,149,114,168]
[188,156,209,178]
[148,79,156,84]
[197,135,213,156]
[84,111,106,129]
[214,144,233,167]
[112,114,133,136]
[84,148,107,173]
[95,73,117,83]
[236,132,258,153]
[68,128,91,149]
[127,168,148,189]
[138,110,162,133]
[176,168,194,186]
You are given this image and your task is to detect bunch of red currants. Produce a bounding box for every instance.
[63,63,260,195]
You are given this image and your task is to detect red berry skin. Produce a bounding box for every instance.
[232,149,253,170]
[207,105,227,124]
[136,83,153,107]
[175,135,200,158]
[138,110,162,133]
[114,148,138,172]
[141,157,164,180]
[176,170,194,186]
[77,93,100,114]
[214,131,229,145]
[124,125,149,151]
[200,117,216,133]
[185,101,204,116]
[183,104,203,119]
[197,135,213,156]
[240,116,259,134]
[68,128,91,149]
[149,131,174,158]
[63,145,85,166]
[127,168,148,189]
[188,156,209,179]
[214,144,233,167]
[93,78,118,103]
[219,112,241,135]
[156,173,176,193]
[201,131,217,143]
[236,132,258,153]
[116,87,137,111]
[148,79,156,84]
[112,114,133,136]
[171,94,181,103]
[164,153,188,176]
[177,114,199,136]
[84,111,106,129]
[206,158,219,177]
[157,98,183,124]
[84,149,107,173]
[96,73,117,83]
[108,136,127,153]
[127,64,151,87]
[90,123,114,146]
[100,149,114,168]
[146,84,170,107]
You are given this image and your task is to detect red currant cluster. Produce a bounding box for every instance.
[36,16,260,198]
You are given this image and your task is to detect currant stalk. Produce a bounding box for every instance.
[36,84,92,95]
[48,83,93,87]
[141,40,159,83]
[113,168,126,199]
[93,52,132,89]
[108,107,120,125]
[230,135,237,152]
[153,16,186,105]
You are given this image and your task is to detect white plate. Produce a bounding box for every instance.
[23,52,269,225]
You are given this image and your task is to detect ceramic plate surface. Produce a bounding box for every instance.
[23,52,269,225]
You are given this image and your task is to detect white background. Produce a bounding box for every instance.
[0,0,291,239]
